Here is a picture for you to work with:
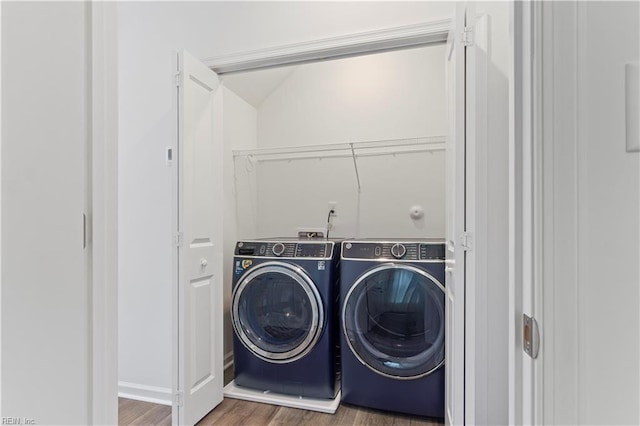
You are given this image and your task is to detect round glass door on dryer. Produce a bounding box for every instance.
[339,240,446,418]
[342,263,445,379]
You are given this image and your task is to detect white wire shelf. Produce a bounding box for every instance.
[232,135,446,191]
[232,136,445,161]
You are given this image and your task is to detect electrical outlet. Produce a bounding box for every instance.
[328,201,337,216]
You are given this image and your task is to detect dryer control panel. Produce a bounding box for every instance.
[235,240,335,260]
[341,240,445,261]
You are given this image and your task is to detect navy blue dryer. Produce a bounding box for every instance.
[339,239,446,418]
[231,239,340,399]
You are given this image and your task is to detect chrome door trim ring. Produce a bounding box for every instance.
[342,262,445,379]
[232,261,324,363]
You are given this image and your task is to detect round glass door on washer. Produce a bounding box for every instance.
[340,240,446,418]
[231,239,341,399]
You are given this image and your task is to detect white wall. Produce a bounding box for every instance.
[118,2,222,403]
[258,47,447,148]
[221,87,257,365]
[117,0,454,398]
[543,2,640,424]
[578,4,639,422]
[249,45,447,239]
[1,2,91,423]
[253,151,446,239]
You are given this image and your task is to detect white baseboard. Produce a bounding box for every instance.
[118,381,172,406]
[224,351,234,371]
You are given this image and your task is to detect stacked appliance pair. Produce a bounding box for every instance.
[230,238,445,419]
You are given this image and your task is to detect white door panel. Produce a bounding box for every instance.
[445,4,467,426]
[176,50,224,426]
[2,3,90,423]
[446,3,484,425]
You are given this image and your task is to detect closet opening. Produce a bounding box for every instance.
[212,39,450,422]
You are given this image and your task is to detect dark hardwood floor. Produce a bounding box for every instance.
[119,367,443,425]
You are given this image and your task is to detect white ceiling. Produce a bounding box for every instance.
[222,65,298,108]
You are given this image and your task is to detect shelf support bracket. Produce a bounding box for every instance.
[350,143,361,192]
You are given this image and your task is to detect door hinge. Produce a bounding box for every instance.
[175,71,182,87]
[174,231,183,247]
[460,232,473,251]
[462,26,474,47]
[523,314,540,359]
[174,391,184,407]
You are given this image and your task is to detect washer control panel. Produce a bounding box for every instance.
[342,240,445,261]
[235,240,333,260]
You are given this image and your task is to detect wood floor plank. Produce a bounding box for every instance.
[120,396,444,426]
[198,398,278,426]
[267,407,309,425]
[155,412,173,425]
[330,403,360,425]
[129,404,172,426]
[268,403,359,426]
[197,398,240,425]
[119,398,161,425]
[233,399,279,425]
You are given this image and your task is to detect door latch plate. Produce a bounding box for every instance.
[523,314,540,359]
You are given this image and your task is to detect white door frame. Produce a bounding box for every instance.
[90,2,119,425]
[201,20,451,74]
[205,18,471,422]
[202,18,475,424]
[464,11,489,426]
[509,1,544,424]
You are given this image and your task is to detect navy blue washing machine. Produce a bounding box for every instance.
[231,239,341,399]
[339,239,446,418]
